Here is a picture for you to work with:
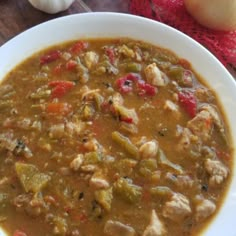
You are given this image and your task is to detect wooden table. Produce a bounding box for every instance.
[0,0,129,46]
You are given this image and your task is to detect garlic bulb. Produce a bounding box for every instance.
[184,0,236,31]
[28,0,75,14]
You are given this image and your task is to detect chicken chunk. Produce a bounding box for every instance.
[164,100,180,119]
[139,140,159,159]
[200,104,224,133]
[70,154,84,171]
[205,158,228,186]
[176,126,196,152]
[144,63,165,86]
[143,210,166,236]
[84,51,99,69]
[104,220,136,236]
[187,110,212,142]
[165,173,194,189]
[49,124,65,139]
[162,193,191,221]
[90,172,110,189]
[118,45,135,58]
[112,92,124,106]
[195,199,216,222]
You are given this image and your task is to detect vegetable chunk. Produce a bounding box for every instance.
[15,163,50,193]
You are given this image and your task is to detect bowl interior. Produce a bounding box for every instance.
[0,12,236,236]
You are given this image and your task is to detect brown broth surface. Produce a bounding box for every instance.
[0,38,233,236]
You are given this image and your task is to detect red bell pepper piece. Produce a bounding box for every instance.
[120,117,133,123]
[46,102,72,115]
[70,41,88,54]
[66,60,77,70]
[116,73,141,93]
[40,50,61,65]
[178,90,197,118]
[13,230,27,236]
[48,80,75,98]
[53,63,63,75]
[137,81,157,96]
[116,73,157,96]
[105,48,115,64]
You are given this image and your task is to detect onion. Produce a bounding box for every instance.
[184,0,236,31]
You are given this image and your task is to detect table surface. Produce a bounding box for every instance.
[0,0,129,46]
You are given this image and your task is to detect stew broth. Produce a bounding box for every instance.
[0,38,232,236]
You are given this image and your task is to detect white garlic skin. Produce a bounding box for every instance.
[28,0,75,14]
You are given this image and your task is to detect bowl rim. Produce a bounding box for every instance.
[0,12,236,236]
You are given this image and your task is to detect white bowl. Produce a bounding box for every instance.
[0,12,236,236]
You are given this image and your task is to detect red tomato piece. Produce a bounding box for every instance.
[178,90,197,118]
[40,50,61,65]
[66,60,77,70]
[70,41,88,54]
[120,116,133,123]
[53,63,63,75]
[48,80,75,99]
[116,73,141,94]
[105,48,115,64]
[46,102,72,115]
[137,81,157,96]
[13,230,27,236]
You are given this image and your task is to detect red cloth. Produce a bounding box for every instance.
[129,0,236,68]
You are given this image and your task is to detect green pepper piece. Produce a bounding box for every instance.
[150,186,173,198]
[126,62,142,72]
[15,162,51,193]
[95,188,113,211]
[113,178,142,203]
[82,104,95,120]
[158,150,183,174]
[84,151,102,165]
[139,159,157,177]
[112,131,139,159]
[93,93,104,111]
[52,216,68,235]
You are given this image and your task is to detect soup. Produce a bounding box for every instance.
[0,38,232,236]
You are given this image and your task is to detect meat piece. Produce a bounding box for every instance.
[165,173,194,189]
[104,220,136,236]
[187,110,212,141]
[84,51,99,69]
[49,124,65,139]
[70,154,84,171]
[143,210,166,236]
[0,133,17,152]
[90,172,110,189]
[164,100,180,119]
[112,92,124,106]
[195,199,216,222]
[164,100,178,112]
[176,126,195,151]
[205,158,228,186]
[65,120,85,136]
[118,45,135,58]
[200,104,224,133]
[162,193,191,221]
[83,138,102,152]
[139,140,159,159]
[31,120,42,132]
[144,63,165,86]
[80,164,97,172]
[17,118,32,130]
